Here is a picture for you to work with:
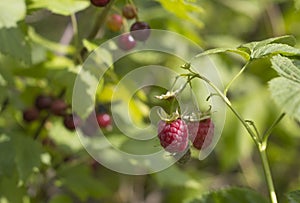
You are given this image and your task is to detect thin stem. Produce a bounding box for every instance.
[224,61,250,96]
[0,98,9,115]
[71,13,79,49]
[194,74,261,147]
[259,147,278,203]
[262,113,285,146]
[88,0,116,40]
[182,69,278,203]
[245,120,261,140]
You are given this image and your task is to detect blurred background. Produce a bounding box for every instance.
[0,0,300,202]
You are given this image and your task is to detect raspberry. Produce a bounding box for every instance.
[23,107,39,122]
[96,113,112,128]
[122,4,137,19]
[63,113,81,131]
[35,95,52,110]
[90,0,110,7]
[50,99,68,116]
[117,33,136,51]
[158,119,189,153]
[106,14,123,32]
[130,21,151,41]
[188,118,214,150]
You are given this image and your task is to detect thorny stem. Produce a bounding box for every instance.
[177,67,280,203]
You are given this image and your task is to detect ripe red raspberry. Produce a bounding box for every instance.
[158,119,189,153]
[188,118,214,150]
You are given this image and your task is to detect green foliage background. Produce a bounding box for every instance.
[0,0,300,202]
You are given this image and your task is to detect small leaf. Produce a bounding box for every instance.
[286,190,300,203]
[0,27,31,64]
[252,43,300,59]
[195,48,250,61]
[271,55,300,82]
[269,77,300,121]
[0,0,26,28]
[187,187,268,203]
[29,0,89,16]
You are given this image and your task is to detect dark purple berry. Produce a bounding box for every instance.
[23,107,39,122]
[130,21,151,41]
[50,99,68,116]
[122,4,138,19]
[35,95,52,110]
[118,33,136,51]
[90,0,110,7]
[63,114,81,131]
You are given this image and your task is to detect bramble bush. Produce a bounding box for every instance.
[0,0,300,203]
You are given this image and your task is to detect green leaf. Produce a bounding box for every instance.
[0,27,31,64]
[252,44,300,59]
[154,165,200,188]
[157,0,204,28]
[49,194,72,203]
[82,39,98,52]
[0,174,26,203]
[29,0,89,16]
[187,187,268,203]
[57,164,111,201]
[271,55,300,82]
[195,47,250,60]
[28,27,75,55]
[269,77,300,121]
[0,0,26,28]
[0,134,15,177]
[240,35,296,54]
[12,133,43,181]
[287,190,300,203]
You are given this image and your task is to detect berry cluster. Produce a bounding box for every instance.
[23,96,113,133]
[22,94,81,131]
[157,115,214,154]
[90,0,151,51]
